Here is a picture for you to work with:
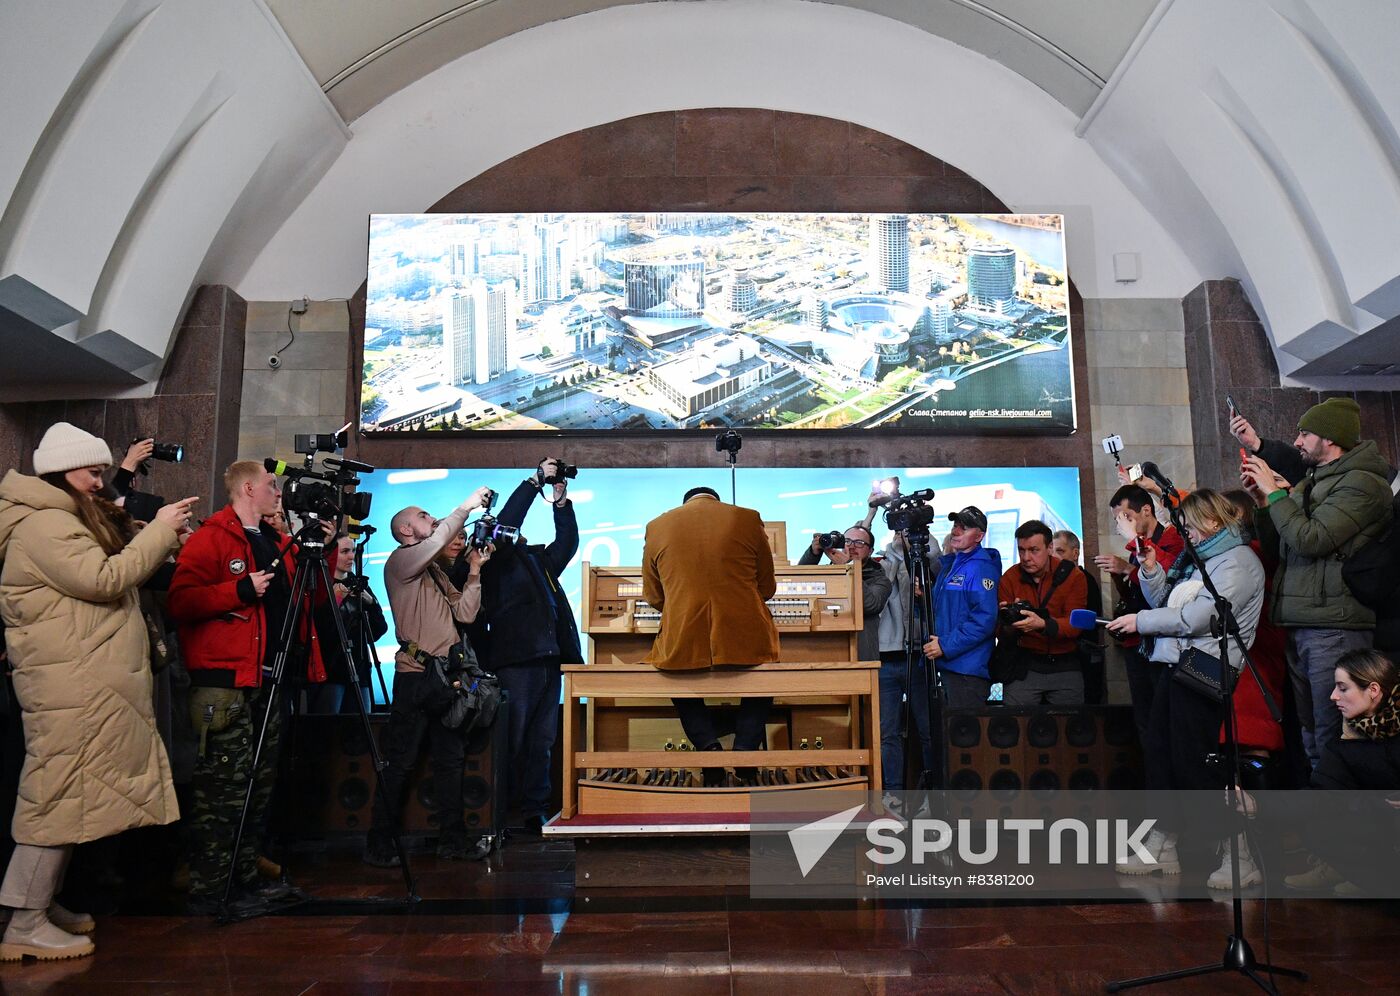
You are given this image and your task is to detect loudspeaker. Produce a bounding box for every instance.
[943,706,1143,796]
[276,713,506,840]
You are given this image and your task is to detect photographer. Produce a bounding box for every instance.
[310,533,388,715]
[364,486,493,866]
[479,459,582,834]
[923,507,1001,708]
[1052,529,1106,703]
[799,525,893,663]
[167,461,336,915]
[996,520,1088,706]
[0,423,193,960]
[1094,484,1185,746]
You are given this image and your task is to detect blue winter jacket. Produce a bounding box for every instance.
[931,544,1002,679]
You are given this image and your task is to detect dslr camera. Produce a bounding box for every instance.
[130,436,184,475]
[998,599,1037,625]
[540,459,577,486]
[815,530,845,551]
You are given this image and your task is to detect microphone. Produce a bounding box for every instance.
[1140,461,1179,500]
[1069,609,1112,629]
[904,488,936,502]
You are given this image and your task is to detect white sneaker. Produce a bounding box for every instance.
[1207,835,1262,890]
[1115,828,1181,875]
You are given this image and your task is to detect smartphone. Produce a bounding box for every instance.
[1226,394,1240,420]
[1126,463,1144,483]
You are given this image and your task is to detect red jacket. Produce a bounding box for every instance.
[168,506,333,688]
[1112,523,1185,650]
[1225,539,1286,752]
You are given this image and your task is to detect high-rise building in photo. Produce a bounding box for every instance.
[624,260,705,316]
[485,278,518,376]
[442,279,489,384]
[966,244,1017,313]
[805,292,829,331]
[870,214,910,293]
[726,268,758,313]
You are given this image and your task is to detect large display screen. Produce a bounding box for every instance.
[353,465,1082,699]
[361,213,1073,435]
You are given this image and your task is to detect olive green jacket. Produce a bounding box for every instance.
[1255,440,1394,629]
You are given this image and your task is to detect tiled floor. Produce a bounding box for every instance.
[2,837,1397,994]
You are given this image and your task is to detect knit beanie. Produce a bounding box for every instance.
[1297,397,1361,450]
[32,422,113,475]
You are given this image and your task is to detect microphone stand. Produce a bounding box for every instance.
[1108,481,1303,994]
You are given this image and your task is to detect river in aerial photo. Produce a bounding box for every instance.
[895,341,1076,432]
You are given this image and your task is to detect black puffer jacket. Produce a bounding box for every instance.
[478,480,583,669]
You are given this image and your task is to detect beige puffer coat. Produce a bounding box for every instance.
[0,470,180,845]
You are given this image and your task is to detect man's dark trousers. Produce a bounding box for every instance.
[498,658,562,822]
[368,670,465,848]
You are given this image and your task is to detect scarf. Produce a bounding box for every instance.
[1348,683,1400,741]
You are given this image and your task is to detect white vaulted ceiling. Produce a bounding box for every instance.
[2,0,1399,397]
[263,0,1160,121]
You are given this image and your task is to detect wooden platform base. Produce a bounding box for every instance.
[573,834,751,889]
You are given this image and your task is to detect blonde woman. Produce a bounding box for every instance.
[1105,489,1266,878]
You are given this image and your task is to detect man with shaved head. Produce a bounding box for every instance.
[363,484,492,867]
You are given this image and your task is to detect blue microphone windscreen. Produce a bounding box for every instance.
[1069,609,1101,629]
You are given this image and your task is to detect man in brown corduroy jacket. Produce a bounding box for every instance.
[642,487,779,784]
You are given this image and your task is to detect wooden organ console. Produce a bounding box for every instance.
[556,560,881,824]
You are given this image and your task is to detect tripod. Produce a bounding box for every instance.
[1108,490,1304,994]
[897,526,941,791]
[217,516,417,919]
[344,525,391,710]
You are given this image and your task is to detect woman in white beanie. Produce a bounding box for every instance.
[0,422,197,961]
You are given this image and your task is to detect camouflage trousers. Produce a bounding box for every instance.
[186,684,284,898]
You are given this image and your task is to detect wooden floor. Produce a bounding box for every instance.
[2,836,1398,995]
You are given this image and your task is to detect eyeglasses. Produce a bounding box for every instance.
[844,538,871,548]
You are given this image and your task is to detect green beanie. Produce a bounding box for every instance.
[1298,397,1361,450]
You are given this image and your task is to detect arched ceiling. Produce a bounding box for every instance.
[264,0,1160,121]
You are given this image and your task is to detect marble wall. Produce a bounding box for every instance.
[0,285,245,507]
[1185,279,1400,488]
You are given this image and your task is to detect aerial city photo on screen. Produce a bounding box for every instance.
[360,212,1073,434]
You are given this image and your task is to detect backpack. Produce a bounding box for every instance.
[1341,492,1400,612]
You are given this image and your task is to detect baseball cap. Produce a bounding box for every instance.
[947,506,988,532]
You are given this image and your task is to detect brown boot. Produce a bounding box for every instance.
[46,902,95,936]
[0,909,95,961]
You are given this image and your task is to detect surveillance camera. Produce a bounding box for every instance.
[267,354,282,369]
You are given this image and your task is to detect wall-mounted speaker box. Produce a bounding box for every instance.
[275,713,505,841]
[942,706,1143,807]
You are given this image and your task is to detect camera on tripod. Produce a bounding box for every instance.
[264,428,375,530]
[883,489,937,533]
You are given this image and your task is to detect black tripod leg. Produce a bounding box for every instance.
[218,551,315,914]
[1107,963,1227,993]
[316,558,418,901]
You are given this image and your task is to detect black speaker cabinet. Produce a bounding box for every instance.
[943,705,1143,798]
[276,713,506,840]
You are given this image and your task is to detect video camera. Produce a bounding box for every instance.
[264,427,374,525]
[883,488,938,533]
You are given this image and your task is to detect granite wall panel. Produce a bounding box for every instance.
[1185,279,1399,488]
